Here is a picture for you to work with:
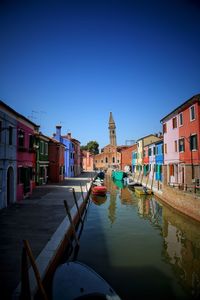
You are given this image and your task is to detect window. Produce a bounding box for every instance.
[174,140,177,152]
[40,141,44,154]
[190,134,198,150]
[148,148,152,156]
[179,113,183,126]
[190,105,195,121]
[153,146,156,155]
[163,123,167,133]
[156,146,158,155]
[44,142,48,155]
[179,138,185,152]
[29,135,34,149]
[112,157,115,163]
[164,144,167,154]
[172,117,177,129]
[9,126,13,145]
[18,129,25,147]
[105,157,108,163]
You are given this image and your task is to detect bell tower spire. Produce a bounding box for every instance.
[108,112,117,146]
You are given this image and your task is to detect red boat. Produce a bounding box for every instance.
[92,185,107,196]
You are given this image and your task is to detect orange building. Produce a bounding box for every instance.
[82,150,94,171]
[121,144,137,171]
[94,144,121,171]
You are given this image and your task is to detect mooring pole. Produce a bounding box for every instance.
[64,200,80,246]
[72,188,83,224]
[23,240,48,300]
[20,243,31,300]
[80,183,85,201]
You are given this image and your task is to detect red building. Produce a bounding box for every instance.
[120,144,137,172]
[48,138,65,183]
[178,95,200,182]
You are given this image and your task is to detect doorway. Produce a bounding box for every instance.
[7,166,14,206]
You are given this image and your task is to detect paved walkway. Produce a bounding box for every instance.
[0,171,95,300]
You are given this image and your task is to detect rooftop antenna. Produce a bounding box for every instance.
[27,110,38,122]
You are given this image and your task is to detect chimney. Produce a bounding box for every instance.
[56,125,61,137]
[67,132,71,139]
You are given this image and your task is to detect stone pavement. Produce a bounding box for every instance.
[0,171,95,300]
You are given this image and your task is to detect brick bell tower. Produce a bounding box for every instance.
[108,112,117,146]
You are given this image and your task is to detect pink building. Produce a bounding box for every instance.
[161,94,200,186]
[17,119,38,201]
[161,111,179,184]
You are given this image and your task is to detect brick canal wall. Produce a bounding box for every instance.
[154,185,200,222]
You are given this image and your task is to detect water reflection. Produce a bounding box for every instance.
[162,206,200,298]
[108,176,200,298]
[73,176,200,299]
[91,195,107,206]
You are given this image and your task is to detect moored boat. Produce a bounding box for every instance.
[111,170,127,181]
[134,186,152,195]
[92,185,107,196]
[52,261,121,300]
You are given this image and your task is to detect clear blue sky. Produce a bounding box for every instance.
[1,0,200,150]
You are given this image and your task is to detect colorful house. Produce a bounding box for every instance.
[82,150,94,171]
[16,118,38,201]
[34,131,49,185]
[155,140,163,181]
[148,142,156,182]
[48,138,65,182]
[54,126,74,177]
[135,134,162,176]
[160,94,200,186]
[0,101,17,208]
[120,144,137,172]
[143,144,150,176]
[132,149,137,173]
[71,136,81,176]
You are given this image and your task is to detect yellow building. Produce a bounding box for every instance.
[136,134,162,170]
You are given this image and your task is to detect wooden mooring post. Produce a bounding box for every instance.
[22,240,48,300]
[80,183,85,201]
[72,188,83,224]
[63,200,80,247]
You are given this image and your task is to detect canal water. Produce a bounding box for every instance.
[67,176,200,300]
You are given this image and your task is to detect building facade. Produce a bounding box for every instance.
[48,138,65,182]
[16,118,38,201]
[0,101,17,208]
[82,150,94,171]
[34,132,49,185]
[160,94,200,186]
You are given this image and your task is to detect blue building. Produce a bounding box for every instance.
[0,101,17,209]
[132,150,137,173]
[155,140,163,181]
[54,126,74,177]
